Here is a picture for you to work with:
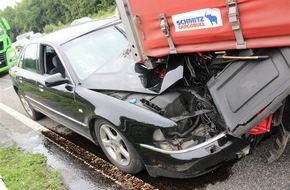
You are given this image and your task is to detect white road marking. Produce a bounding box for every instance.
[0,102,48,132]
[2,86,13,92]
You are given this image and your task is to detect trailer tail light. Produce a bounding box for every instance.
[155,68,166,78]
[248,114,273,135]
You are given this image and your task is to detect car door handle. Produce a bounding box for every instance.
[38,84,44,92]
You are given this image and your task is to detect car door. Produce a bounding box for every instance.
[31,44,91,137]
[14,43,42,106]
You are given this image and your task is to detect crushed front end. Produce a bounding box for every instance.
[104,48,290,178]
[131,87,251,178]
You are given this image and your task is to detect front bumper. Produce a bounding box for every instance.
[0,52,14,73]
[0,52,9,73]
[137,133,249,178]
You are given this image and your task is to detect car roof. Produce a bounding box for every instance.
[32,17,121,46]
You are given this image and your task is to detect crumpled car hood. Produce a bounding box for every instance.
[81,55,183,94]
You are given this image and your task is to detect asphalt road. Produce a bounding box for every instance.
[1,72,290,190]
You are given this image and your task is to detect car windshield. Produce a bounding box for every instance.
[62,25,128,80]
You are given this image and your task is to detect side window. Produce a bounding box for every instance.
[21,44,38,73]
[43,45,65,78]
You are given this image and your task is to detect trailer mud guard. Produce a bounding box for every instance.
[207,48,290,137]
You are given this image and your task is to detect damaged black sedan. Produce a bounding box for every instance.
[9,18,289,178]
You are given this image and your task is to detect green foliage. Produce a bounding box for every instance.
[0,147,64,190]
[93,5,116,18]
[45,5,115,33]
[0,0,116,41]
[0,7,17,40]
[43,21,68,34]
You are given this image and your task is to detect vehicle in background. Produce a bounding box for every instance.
[13,31,43,54]
[70,17,92,26]
[0,18,17,74]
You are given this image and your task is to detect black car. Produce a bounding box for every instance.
[10,18,268,178]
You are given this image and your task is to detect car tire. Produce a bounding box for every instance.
[17,91,43,121]
[95,120,144,174]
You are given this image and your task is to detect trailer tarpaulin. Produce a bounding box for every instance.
[127,0,290,57]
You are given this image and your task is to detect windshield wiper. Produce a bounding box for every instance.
[114,25,127,38]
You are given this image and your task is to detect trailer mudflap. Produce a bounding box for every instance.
[207,48,290,137]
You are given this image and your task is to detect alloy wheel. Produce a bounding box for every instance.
[99,124,130,166]
[19,93,33,117]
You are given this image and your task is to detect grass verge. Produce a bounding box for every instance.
[0,147,64,190]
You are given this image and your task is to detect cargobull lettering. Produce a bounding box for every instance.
[176,16,205,29]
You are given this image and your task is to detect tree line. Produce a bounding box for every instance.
[0,0,115,41]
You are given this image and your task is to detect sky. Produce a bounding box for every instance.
[0,0,22,10]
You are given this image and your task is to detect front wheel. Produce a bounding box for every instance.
[95,120,144,174]
[18,91,43,120]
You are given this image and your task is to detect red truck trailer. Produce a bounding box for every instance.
[117,0,290,61]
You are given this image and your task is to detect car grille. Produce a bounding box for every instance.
[0,40,3,51]
[0,53,7,68]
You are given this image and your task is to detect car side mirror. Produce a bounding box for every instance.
[45,73,70,87]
